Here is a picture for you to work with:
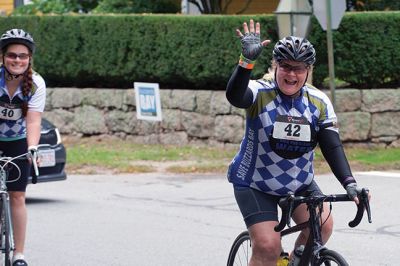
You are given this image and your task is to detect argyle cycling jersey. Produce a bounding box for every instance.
[227,79,337,196]
[0,67,46,140]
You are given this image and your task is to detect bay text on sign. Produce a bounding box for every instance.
[140,89,156,111]
[134,82,162,121]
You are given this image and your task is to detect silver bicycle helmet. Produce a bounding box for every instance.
[273,36,316,65]
[0,29,35,53]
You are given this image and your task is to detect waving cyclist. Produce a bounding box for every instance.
[226,20,366,266]
[0,29,46,266]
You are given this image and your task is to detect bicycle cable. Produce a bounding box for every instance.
[320,199,333,226]
[0,156,23,183]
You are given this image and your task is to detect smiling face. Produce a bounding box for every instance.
[276,60,309,97]
[2,44,31,76]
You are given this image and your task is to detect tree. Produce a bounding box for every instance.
[187,0,253,14]
[93,0,179,14]
[11,0,100,15]
[346,0,400,11]
[12,0,179,15]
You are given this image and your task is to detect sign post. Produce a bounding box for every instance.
[134,82,162,121]
[313,0,346,109]
[326,0,336,108]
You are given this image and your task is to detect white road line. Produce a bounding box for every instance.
[355,171,400,178]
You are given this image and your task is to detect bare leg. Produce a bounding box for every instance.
[248,221,282,266]
[9,191,27,254]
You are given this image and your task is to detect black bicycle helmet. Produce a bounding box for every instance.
[273,36,316,65]
[0,29,35,53]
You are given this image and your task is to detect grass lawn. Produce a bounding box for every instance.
[63,136,400,175]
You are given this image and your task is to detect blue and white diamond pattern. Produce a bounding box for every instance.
[0,120,25,138]
[229,83,338,196]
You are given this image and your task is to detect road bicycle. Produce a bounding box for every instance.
[227,188,371,266]
[0,145,45,266]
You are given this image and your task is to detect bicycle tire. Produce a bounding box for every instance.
[0,197,3,249]
[227,231,252,266]
[317,249,349,266]
[1,193,12,266]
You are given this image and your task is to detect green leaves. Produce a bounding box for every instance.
[93,0,179,14]
[1,13,399,89]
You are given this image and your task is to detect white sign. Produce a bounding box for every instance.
[313,0,346,30]
[134,82,162,121]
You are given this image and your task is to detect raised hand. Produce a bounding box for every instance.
[236,19,271,61]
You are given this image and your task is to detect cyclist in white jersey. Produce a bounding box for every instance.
[0,29,46,266]
[226,20,367,266]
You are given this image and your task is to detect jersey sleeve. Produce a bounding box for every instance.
[29,73,46,112]
[316,90,338,133]
[247,80,261,104]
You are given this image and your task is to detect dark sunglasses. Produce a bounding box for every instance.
[278,62,309,74]
[4,52,30,60]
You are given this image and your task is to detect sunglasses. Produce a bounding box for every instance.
[278,62,309,74]
[4,52,30,60]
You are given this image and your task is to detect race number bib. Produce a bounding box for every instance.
[0,102,22,121]
[272,115,311,142]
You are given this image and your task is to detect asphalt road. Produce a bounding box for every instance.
[23,171,400,266]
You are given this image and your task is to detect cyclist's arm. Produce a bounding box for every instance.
[226,66,254,109]
[26,111,42,147]
[26,74,46,148]
[317,127,356,187]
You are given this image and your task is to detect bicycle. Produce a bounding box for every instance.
[0,145,45,266]
[227,188,372,266]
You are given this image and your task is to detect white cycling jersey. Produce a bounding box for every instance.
[0,66,46,140]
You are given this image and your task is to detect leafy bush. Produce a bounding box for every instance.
[93,0,179,14]
[12,0,178,15]
[354,0,400,11]
[12,0,99,15]
[0,13,399,89]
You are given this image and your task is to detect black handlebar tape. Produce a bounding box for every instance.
[32,170,37,184]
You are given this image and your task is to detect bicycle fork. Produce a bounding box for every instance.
[298,202,326,266]
[0,192,15,253]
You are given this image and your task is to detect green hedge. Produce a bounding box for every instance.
[0,13,399,89]
[309,11,400,88]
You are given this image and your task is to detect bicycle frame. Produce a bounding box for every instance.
[279,200,328,266]
[0,145,50,266]
[0,167,15,265]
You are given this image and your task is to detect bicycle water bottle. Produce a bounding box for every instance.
[288,245,304,266]
[277,251,289,266]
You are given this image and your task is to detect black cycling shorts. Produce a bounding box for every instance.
[233,180,322,228]
[0,138,30,192]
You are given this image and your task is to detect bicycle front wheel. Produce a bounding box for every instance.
[227,231,252,266]
[0,193,12,266]
[317,249,349,266]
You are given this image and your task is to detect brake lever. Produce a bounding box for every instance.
[274,192,295,232]
[28,146,39,184]
[286,193,295,228]
[348,187,371,227]
[361,188,372,223]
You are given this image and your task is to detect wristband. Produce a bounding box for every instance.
[342,176,356,187]
[238,54,256,70]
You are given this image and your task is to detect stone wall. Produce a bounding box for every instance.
[44,88,400,148]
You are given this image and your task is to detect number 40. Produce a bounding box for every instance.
[1,108,14,118]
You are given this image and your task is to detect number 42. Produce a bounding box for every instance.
[284,124,300,137]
